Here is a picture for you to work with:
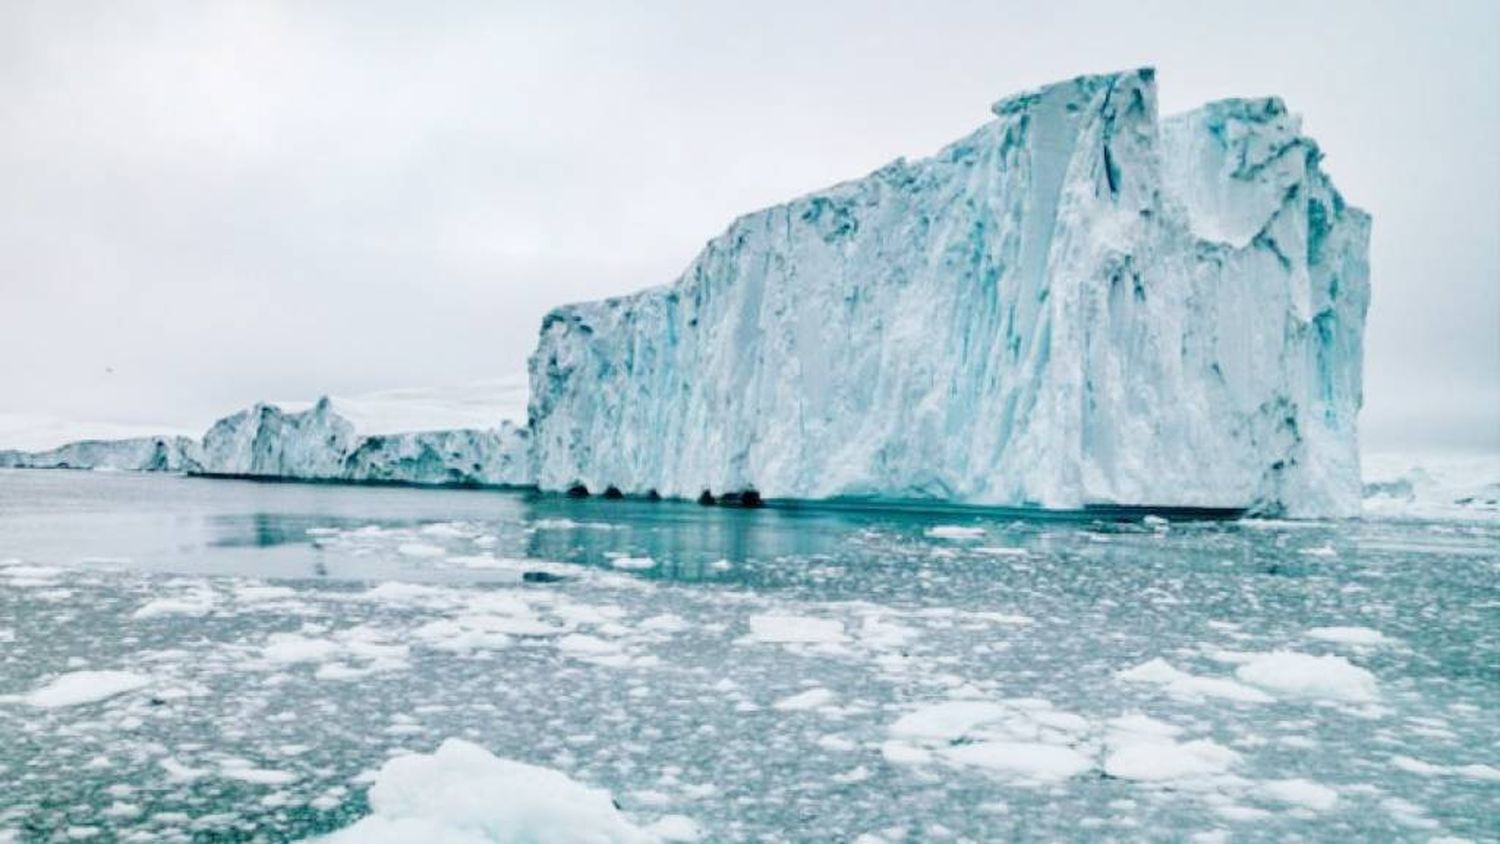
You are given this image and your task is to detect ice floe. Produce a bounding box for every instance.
[20,671,151,708]
[316,738,670,843]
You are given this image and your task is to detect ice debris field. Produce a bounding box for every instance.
[0,470,1496,842]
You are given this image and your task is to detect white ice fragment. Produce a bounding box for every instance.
[744,614,846,644]
[23,670,150,708]
[610,556,657,571]
[1304,626,1391,646]
[1117,658,1273,703]
[772,688,835,712]
[1234,652,1379,702]
[133,591,217,619]
[889,701,1014,741]
[1258,778,1338,811]
[940,741,1092,782]
[1104,739,1239,782]
[318,738,663,843]
[925,526,986,540]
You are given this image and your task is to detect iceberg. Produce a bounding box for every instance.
[0,397,531,488]
[528,68,1370,516]
[198,398,531,487]
[0,436,202,473]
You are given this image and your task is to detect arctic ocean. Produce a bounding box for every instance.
[0,469,1496,841]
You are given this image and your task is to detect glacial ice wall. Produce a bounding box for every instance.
[528,69,1370,516]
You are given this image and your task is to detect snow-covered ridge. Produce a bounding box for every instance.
[527,68,1370,517]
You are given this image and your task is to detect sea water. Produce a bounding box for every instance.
[0,470,1495,841]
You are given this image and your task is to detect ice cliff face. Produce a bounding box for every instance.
[0,436,202,473]
[528,68,1370,516]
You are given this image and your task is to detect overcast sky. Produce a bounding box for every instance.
[1,0,1496,452]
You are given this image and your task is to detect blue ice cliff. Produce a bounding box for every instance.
[527,69,1370,516]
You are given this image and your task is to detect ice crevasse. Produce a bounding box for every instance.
[527,68,1370,516]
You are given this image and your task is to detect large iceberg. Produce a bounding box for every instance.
[528,68,1370,516]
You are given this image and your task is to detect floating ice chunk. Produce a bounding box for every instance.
[159,757,207,782]
[1117,658,1273,703]
[235,585,298,603]
[1304,626,1391,646]
[359,582,454,607]
[1106,713,1183,738]
[397,543,446,559]
[772,688,835,711]
[133,591,217,619]
[886,698,1093,783]
[22,670,150,708]
[1390,756,1500,781]
[317,738,662,843]
[1,564,63,587]
[639,614,688,633]
[889,701,1014,741]
[1105,738,1239,782]
[745,614,846,644]
[973,546,1027,557]
[925,526,986,540]
[220,760,298,786]
[645,815,702,842]
[1234,652,1379,702]
[418,522,471,539]
[262,635,341,665]
[1259,778,1338,811]
[880,740,933,766]
[940,741,1092,782]
[610,556,657,571]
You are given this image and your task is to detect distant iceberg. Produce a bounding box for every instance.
[528,68,1370,516]
[2,396,530,489]
[196,398,530,487]
[0,436,201,473]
